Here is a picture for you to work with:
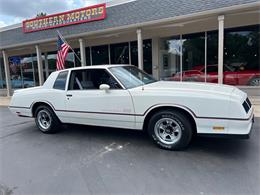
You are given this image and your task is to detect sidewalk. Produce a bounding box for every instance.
[1,96,260,117]
[250,96,260,117]
[0,96,11,107]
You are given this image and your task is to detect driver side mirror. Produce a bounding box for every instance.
[99,84,110,91]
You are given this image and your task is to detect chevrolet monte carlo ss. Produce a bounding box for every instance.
[9,65,254,150]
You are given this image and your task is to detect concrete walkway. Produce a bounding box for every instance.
[251,96,260,117]
[0,96,11,107]
[1,96,259,117]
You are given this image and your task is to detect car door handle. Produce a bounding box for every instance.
[66,94,73,97]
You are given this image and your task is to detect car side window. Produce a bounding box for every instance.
[69,69,122,90]
[53,71,68,90]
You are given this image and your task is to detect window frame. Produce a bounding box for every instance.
[53,70,68,90]
[68,68,125,91]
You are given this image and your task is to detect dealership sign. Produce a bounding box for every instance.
[22,4,106,33]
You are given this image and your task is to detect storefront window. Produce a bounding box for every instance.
[47,52,57,75]
[42,54,49,81]
[65,52,75,69]
[32,55,39,86]
[143,39,152,74]
[130,41,138,67]
[206,31,219,83]
[9,55,37,89]
[160,32,218,83]
[110,42,129,64]
[47,50,78,75]
[182,33,205,82]
[85,47,91,66]
[0,57,5,89]
[74,48,81,67]
[224,25,260,86]
[74,48,91,66]
[159,36,181,81]
[130,39,152,74]
[92,45,109,65]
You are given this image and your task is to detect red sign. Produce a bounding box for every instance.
[23,4,106,33]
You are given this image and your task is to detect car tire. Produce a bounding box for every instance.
[249,77,260,86]
[35,105,61,134]
[147,110,193,150]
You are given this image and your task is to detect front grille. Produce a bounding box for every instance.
[242,97,252,113]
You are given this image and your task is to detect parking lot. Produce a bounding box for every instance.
[0,106,259,195]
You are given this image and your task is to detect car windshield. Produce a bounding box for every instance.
[109,66,157,89]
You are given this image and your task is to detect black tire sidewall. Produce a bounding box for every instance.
[148,110,193,150]
[35,106,59,133]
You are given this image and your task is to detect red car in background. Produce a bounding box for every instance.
[171,64,260,86]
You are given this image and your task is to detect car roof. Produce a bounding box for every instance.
[57,64,132,73]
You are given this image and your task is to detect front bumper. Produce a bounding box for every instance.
[197,113,254,139]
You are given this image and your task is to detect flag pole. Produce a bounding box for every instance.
[56,30,82,64]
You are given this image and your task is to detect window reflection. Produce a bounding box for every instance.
[74,48,91,66]
[206,31,218,83]
[0,57,5,89]
[110,42,129,64]
[130,41,138,67]
[47,52,57,74]
[65,52,75,69]
[143,39,152,75]
[131,39,152,75]
[160,36,181,81]
[92,45,109,65]
[224,25,260,86]
[182,33,205,82]
[9,55,37,89]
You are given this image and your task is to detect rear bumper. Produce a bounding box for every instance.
[9,106,32,117]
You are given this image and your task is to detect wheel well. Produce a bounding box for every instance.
[143,106,197,135]
[31,102,53,117]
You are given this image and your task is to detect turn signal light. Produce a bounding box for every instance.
[213,126,225,131]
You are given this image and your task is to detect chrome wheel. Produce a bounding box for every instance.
[154,118,182,145]
[250,78,260,86]
[37,110,52,131]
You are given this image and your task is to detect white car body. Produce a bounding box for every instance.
[9,65,254,137]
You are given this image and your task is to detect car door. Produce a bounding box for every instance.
[64,68,135,129]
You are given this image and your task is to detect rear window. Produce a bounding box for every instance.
[53,71,68,90]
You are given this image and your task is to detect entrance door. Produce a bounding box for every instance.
[64,68,135,129]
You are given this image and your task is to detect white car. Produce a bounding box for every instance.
[9,65,254,150]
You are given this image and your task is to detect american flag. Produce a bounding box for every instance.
[56,35,70,70]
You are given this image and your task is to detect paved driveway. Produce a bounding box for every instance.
[0,107,259,195]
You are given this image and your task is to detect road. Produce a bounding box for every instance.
[0,106,259,195]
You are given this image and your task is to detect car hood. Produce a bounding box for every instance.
[141,81,245,100]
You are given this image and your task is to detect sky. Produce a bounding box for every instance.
[0,0,111,27]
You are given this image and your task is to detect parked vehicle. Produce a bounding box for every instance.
[171,64,260,86]
[0,78,34,88]
[9,65,254,150]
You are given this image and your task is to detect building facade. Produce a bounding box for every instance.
[0,0,259,96]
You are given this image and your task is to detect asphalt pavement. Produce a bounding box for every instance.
[0,106,259,195]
